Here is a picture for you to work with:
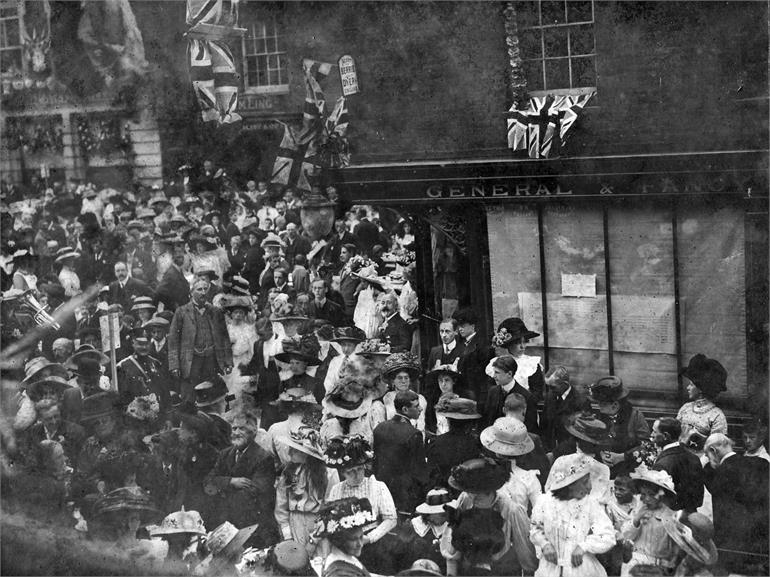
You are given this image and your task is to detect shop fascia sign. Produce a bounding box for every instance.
[422,172,759,200]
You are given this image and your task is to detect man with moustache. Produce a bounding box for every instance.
[377,292,412,353]
[156,241,190,312]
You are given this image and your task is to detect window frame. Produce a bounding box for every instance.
[519,0,597,96]
[241,14,289,95]
[0,0,24,79]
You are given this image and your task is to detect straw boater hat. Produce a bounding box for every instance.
[278,426,325,461]
[680,354,727,400]
[324,435,374,469]
[434,394,481,420]
[565,412,612,446]
[143,315,170,330]
[546,453,593,492]
[663,513,718,566]
[480,417,535,457]
[448,457,510,493]
[588,375,629,403]
[331,326,366,344]
[130,296,156,313]
[382,352,422,381]
[136,207,156,220]
[194,377,228,408]
[260,232,285,249]
[415,488,456,515]
[149,508,207,537]
[54,246,80,263]
[203,521,259,562]
[275,334,321,366]
[93,485,162,525]
[630,464,677,497]
[315,497,376,537]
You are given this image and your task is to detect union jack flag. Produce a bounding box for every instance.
[507,92,594,158]
[320,97,350,168]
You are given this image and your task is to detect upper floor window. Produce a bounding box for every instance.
[242,15,288,94]
[518,0,596,95]
[0,0,22,77]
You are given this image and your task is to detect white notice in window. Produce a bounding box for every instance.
[561,273,596,297]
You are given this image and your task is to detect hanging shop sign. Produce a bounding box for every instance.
[338,55,360,96]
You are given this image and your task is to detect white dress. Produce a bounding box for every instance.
[504,464,542,512]
[354,285,380,338]
[226,319,258,395]
[529,493,615,577]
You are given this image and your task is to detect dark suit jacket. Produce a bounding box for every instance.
[155,265,190,312]
[116,354,172,412]
[108,277,154,312]
[121,249,156,286]
[426,341,465,371]
[353,219,380,256]
[426,429,481,490]
[226,247,247,275]
[308,298,346,327]
[541,386,591,450]
[338,272,360,318]
[373,415,428,512]
[205,439,277,531]
[703,453,769,559]
[483,382,538,433]
[283,235,312,265]
[653,443,704,513]
[327,231,357,263]
[378,313,412,353]
[458,335,493,402]
[168,301,233,379]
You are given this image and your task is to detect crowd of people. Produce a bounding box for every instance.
[0,167,768,577]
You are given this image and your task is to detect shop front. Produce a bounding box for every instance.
[334,150,768,416]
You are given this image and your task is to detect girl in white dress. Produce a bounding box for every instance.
[223,296,257,395]
[531,453,616,577]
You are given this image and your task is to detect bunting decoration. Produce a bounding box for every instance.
[506,92,595,158]
[186,0,245,124]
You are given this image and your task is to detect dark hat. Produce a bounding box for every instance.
[81,392,120,423]
[495,317,539,344]
[230,275,251,296]
[39,282,65,300]
[313,321,335,341]
[324,435,374,469]
[434,394,481,420]
[93,486,162,525]
[565,412,612,446]
[275,334,321,366]
[453,308,478,326]
[195,268,219,281]
[342,242,358,253]
[331,326,366,344]
[382,352,421,380]
[66,344,109,370]
[155,310,174,323]
[195,376,228,408]
[76,326,101,341]
[21,357,69,388]
[448,457,510,493]
[588,375,629,403]
[26,375,74,401]
[73,356,104,377]
[144,315,170,330]
[680,354,727,400]
[221,295,253,311]
[131,326,151,342]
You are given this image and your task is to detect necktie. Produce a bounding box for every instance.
[444,346,450,355]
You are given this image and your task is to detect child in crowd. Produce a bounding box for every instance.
[621,465,680,576]
[602,475,637,575]
[742,418,770,462]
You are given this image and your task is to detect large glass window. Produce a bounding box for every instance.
[242,15,288,93]
[0,0,22,77]
[517,0,597,94]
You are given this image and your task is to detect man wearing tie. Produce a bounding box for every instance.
[377,292,412,353]
[108,261,153,312]
[427,318,466,370]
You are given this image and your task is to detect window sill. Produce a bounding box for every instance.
[242,85,290,96]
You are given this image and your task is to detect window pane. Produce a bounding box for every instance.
[541,0,566,25]
[569,24,594,55]
[571,55,596,87]
[257,37,267,54]
[268,53,278,70]
[1,48,21,73]
[525,60,545,91]
[520,29,542,59]
[246,58,257,85]
[567,0,593,23]
[543,27,568,57]
[517,1,540,27]
[544,58,570,89]
[268,36,277,53]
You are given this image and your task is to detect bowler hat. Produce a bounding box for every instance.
[680,354,727,400]
[588,375,629,403]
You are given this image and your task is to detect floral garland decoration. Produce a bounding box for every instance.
[6,117,64,153]
[77,116,133,160]
[503,1,529,109]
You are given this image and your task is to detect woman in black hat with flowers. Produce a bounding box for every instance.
[676,354,728,449]
[312,497,377,577]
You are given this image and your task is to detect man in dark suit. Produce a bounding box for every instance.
[353,209,380,257]
[116,326,172,413]
[308,278,346,327]
[282,222,312,266]
[377,292,412,353]
[78,234,114,286]
[652,417,704,514]
[25,398,86,463]
[155,243,190,312]
[226,234,248,276]
[204,408,278,547]
[483,355,537,432]
[541,366,591,450]
[426,318,466,371]
[373,390,428,514]
[168,279,233,401]
[120,234,156,286]
[455,308,493,404]
[327,219,357,265]
[337,244,361,320]
[108,261,153,312]
[703,433,769,575]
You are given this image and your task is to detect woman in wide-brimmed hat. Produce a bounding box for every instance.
[676,354,728,449]
[381,352,428,433]
[55,246,82,297]
[312,497,378,577]
[427,395,483,489]
[267,387,322,466]
[325,436,398,570]
[441,456,538,575]
[130,295,156,326]
[324,326,366,393]
[424,361,470,435]
[275,333,324,403]
[621,465,679,576]
[190,224,229,287]
[486,317,545,408]
[149,508,207,570]
[199,521,260,576]
[91,485,163,545]
[588,375,651,477]
[531,452,616,577]
[221,294,257,396]
[275,426,339,550]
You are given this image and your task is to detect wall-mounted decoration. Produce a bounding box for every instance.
[75,114,133,160]
[5,115,64,153]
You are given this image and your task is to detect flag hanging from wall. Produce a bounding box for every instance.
[320,96,350,168]
[186,0,244,124]
[506,92,595,158]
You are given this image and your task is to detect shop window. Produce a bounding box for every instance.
[0,0,22,77]
[242,15,289,94]
[517,0,597,95]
